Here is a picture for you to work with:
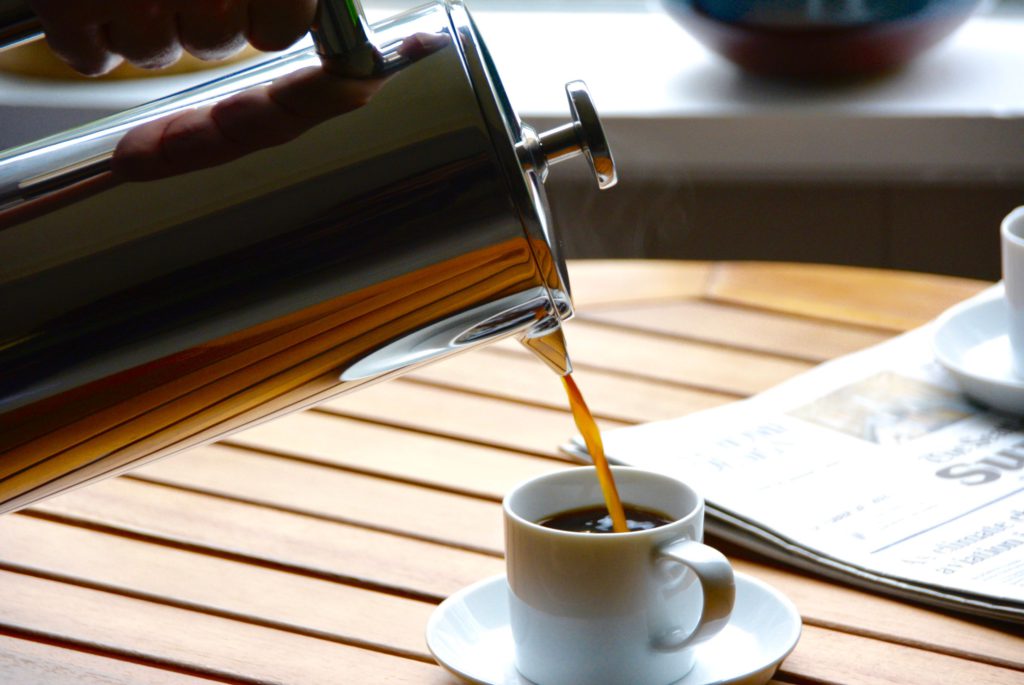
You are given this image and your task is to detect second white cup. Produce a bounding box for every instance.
[1002,206,1024,376]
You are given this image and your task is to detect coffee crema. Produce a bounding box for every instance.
[537,504,674,534]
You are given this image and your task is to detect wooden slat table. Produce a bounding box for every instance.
[1,260,1020,684]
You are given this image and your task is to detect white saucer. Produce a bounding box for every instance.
[933,286,1024,415]
[426,572,801,685]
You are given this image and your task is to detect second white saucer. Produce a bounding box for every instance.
[425,571,801,685]
[933,286,1024,415]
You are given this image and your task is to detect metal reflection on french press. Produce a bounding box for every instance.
[0,0,616,514]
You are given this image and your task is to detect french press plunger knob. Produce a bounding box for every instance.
[517,80,617,190]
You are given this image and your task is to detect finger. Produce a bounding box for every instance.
[246,0,316,52]
[177,0,248,61]
[112,110,187,181]
[104,1,182,69]
[210,86,306,150]
[397,32,451,60]
[267,66,383,121]
[38,23,121,77]
[112,66,384,182]
[113,88,295,183]
[113,105,248,181]
[158,106,247,175]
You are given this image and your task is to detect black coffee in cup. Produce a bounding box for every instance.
[537,504,673,534]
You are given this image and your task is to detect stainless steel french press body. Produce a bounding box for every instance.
[0,0,616,513]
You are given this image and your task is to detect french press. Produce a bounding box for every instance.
[0,0,616,513]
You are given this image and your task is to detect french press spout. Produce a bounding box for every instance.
[0,0,617,514]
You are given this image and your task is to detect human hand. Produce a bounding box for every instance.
[29,0,318,76]
[112,32,448,181]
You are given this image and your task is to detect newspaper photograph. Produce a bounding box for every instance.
[566,287,1024,622]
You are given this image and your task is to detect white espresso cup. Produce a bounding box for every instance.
[1002,206,1024,376]
[503,467,735,685]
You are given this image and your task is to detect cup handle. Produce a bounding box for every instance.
[651,539,735,652]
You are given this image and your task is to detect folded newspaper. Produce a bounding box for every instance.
[563,286,1024,623]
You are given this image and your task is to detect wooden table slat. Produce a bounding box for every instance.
[0,633,226,685]
[319,379,629,457]
[782,624,1024,685]
[227,410,565,500]
[706,262,988,330]
[0,516,435,659]
[496,320,813,397]
[30,478,504,599]
[134,444,504,554]
[408,348,737,423]
[566,260,713,307]
[0,571,457,685]
[578,298,892,363]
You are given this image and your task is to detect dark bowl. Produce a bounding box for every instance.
[661,0,984,79]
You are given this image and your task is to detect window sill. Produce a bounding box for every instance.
[474,6,1024,181]
[1,4,1022,180]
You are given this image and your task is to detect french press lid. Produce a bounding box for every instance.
[446,1,617,317]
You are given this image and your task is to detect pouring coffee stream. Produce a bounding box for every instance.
[562,374,629,533]
[0,0,619,516]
